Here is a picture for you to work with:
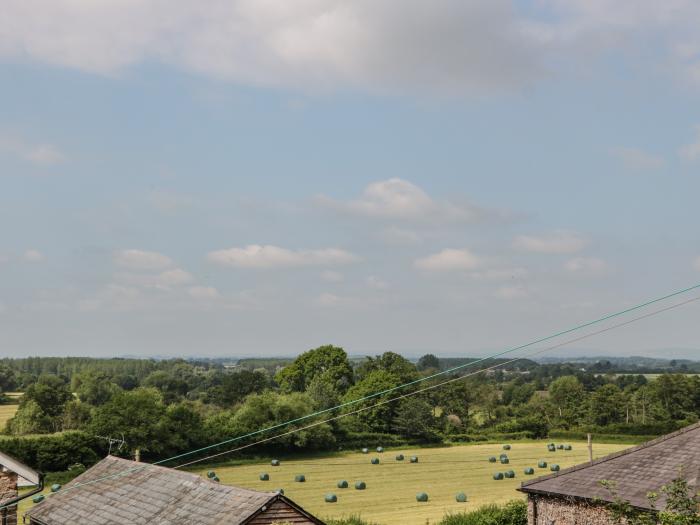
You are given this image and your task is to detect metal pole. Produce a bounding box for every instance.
[587,433,593,462]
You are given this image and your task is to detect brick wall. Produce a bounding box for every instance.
[0,469,18,525]
[528,494,619,525]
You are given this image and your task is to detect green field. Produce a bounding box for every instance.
[191,441,629,525]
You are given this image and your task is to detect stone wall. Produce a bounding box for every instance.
[528,494,618,525]
[0,469,18,525]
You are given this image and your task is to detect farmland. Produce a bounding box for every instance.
[0,404,19,431]
[194,441,629,525]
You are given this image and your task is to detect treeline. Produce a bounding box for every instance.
[0,348,698,474]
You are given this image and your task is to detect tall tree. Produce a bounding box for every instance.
[275,345,354,394]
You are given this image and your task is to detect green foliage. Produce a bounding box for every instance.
[549,376,587,428]
[342,370,404,433]
[392,397,442,441]
[206,369,269,407]
[0,431,103,472]
[6,400,53,434]
[73,370,121,406]
[356,352,418,384]
[417,354,440,371]
[89,387,166,455]
[438,500,527,525]
[326,515,380,525]
[590,384,626,426]
[275,345,354,395]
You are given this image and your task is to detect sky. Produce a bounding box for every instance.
[1,0,699,359]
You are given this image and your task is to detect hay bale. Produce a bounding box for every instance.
[410,456,418,463]
[275,489,284,495]
[493,472,504,480]
[564,444,572,450]
[395,454,404,461]
[416,492,429,502]
[325,493,338,503]
[376,446,384,453]
[550,464,560,472]
[259,473,269,481]
[207,471,216,479]
[362,447,369,454]
[371,458,380,464]
[355,481,366,490]
[295,474,306,482]
[488,456,497,463]
[32,495,45,504]
[524,467,535,475]
[502,444,511,450]
[500,457,509,464]
[50,484,61,493]
[212,476,220,483]
[504,470,515,479]
[337,480,349,489]
[271,459,280,466]
[455,492,468,503]
[538,460,547,468]
[557,444,564,450]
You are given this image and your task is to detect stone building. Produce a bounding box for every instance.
[0,451,42,525]
[24,455,324,525]
[519,421,700,525]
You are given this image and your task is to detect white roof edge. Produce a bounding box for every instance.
[0,451,41,485]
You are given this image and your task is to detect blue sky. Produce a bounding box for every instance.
[1,1,699,358]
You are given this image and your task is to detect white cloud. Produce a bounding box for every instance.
[495,284,527,299]
[611,147,665,171]
[513,232,587,254]
[366,275,389,290]
[415,248,480,271]
[0,1,541,97]
[115,249,173,270]
[469,267,528,281]
[115,268,193,290]
[679,125,700,161]
[315,292,344,307]
[0,134,65,166]
[378,226,423,245]
[208,244,359,268]
[23,249,44,262]
[317,178,487,223]
[565,257,608,274]
[321,270,344,283]
[187,286,220,299]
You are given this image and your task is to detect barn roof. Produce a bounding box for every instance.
[519,421,700,510]
[25,456,322,525]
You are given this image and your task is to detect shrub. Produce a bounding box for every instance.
[438,500,527,525]
[0,431,103,472]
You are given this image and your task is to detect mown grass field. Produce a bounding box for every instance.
[193,441,629,525]
[0,404,18,431]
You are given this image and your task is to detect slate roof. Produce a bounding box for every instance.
[25,456,317,525]
[519,421,700,510]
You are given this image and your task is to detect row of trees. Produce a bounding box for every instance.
[2,347,699,464]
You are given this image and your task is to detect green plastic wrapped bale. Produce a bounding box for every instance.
[295,474,306,482]
[410,456,418,463]
[33,494,45,504]
[504,470,515,479]
[376,446,384,453]
[213,476,220,483]
[50,483,61,493]
[361,448,369,454]
[275,489,284,495]
[557,444,564,450]
[564,445,572,450]
[371,458,380,464]
[325,493,338,503]
[259,473,269,481]
[395,454,404,461]
[538,460,547,468]
[455,492,468,503]
[550,464,560,472]
[499,453,508,459]
[502,444,511,450]
[355,481,366,490]
[493,472,504,480]
[207,471,216,479]
[271,459,280,466]
[500,457,509,464]
[524,467,535,475]
[488,456,497,463]
[416,492,429,502]
[337,480,349,489]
